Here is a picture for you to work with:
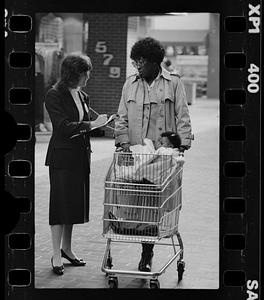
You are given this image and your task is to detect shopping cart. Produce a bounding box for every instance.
[101,151,185,289]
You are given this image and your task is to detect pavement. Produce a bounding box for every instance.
[34,98,219,289]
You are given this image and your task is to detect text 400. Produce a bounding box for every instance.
[247,63,259,93]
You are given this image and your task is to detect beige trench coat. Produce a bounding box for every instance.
[115,67,192,148]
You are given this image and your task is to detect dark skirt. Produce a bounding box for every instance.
[49,166,90,225]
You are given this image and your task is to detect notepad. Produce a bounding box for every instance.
[70,114,117,139]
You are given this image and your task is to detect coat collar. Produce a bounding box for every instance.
[53,83,90,121]
[54,83,88,101]
[131,66,171,83]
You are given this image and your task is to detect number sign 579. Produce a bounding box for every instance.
[95,41,121,78]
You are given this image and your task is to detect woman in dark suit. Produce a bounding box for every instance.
[45,53,107,275]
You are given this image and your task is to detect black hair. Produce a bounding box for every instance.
[58,53,92,89]
[130,37,165,64]
[161,131,181,148]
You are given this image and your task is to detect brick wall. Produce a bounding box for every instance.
[83,13,128,137]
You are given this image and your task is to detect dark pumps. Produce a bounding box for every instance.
[51,257,64,275]
[61,249,86,266]
[51,250,86,275]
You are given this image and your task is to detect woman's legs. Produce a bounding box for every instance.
[61,224,80,259]
[138,243,154,272]
[50,224,63,266]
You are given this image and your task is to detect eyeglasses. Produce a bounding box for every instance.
[131,58,147,69]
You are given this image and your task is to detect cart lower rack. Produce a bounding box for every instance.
[102,152,185,288]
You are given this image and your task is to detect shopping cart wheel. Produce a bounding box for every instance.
[150,279,160,289]
[108,276,118,288]
[177,260,185,282]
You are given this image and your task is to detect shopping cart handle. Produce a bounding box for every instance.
[115,147,132,153]
[115,147,123,152]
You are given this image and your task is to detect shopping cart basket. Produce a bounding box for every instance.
[101,151,185,288]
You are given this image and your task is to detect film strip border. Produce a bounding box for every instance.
[4,1,261,299]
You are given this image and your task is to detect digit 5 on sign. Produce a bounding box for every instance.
[247,63,259,94]
[95,41,107,53]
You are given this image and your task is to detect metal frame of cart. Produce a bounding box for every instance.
[101,152,185,289]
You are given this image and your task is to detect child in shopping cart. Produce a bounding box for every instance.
[118,131,182,155]
[114,131,184,184]
[156,131,182,155]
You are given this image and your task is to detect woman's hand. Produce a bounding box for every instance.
[90,114,108,128]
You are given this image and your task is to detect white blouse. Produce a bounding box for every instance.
[69,88,88,121]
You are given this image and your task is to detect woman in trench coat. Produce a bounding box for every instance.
[115,37,192,273]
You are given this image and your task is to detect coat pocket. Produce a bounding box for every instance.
[126,98,138,121]
[164,93,174,103]
[127,98,136,103]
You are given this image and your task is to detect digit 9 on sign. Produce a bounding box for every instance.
[109,67,121,78]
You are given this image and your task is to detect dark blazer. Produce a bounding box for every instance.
[44,84,92,171]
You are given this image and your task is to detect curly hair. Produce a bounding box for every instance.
[130,37,165,64]
[59,53,93,89]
